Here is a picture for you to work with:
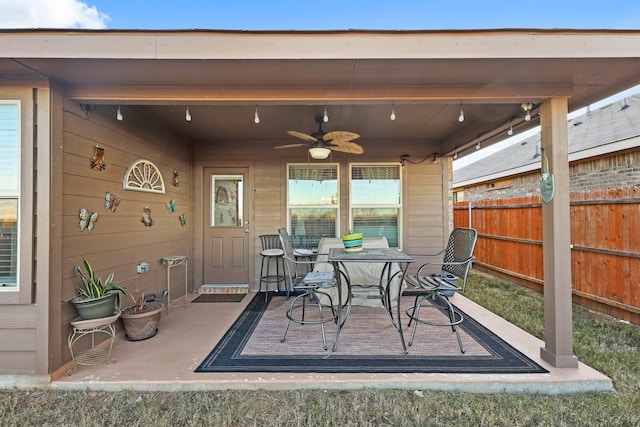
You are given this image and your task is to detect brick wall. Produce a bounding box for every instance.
[458,149,639,202]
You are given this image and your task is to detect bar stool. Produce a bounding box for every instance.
[258,234,287,301]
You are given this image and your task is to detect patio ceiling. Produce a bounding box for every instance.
[3,29,640,159]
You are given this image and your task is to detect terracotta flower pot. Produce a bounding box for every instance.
[120,301,164,341]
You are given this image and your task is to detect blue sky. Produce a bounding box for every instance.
[86,0,640,30]
[1,0,640,30]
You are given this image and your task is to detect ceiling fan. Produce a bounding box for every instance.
[274,116,363,159]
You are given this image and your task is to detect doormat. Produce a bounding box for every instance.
[195,292,548,374]
[192,294,246,303]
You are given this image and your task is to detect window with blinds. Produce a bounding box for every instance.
[0,102,19,289]
[350,164,401,247]
[287,164,339,249]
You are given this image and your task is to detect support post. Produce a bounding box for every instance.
[539,97,579,368]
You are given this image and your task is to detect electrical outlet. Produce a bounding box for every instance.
[136,262,150,274]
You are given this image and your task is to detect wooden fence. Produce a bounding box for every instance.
[454,186,640,324]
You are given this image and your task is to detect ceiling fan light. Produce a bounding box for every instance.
[309,147,331,159]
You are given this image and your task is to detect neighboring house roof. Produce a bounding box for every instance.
[454,94,640,187]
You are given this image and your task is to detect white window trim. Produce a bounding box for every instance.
[0,100,20,293]
[286,162,340,240]
[349,162,403,249]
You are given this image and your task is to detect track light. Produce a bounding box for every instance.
[508,124,514,136]
[254,105,260,124]
[458,106,464,123]
[521,103,533,122]
[453,151,458,160]
[323,106,329,123]
[390,105,396,121]
[185,107,191,122]
[116,106,123,121]
[476,141,481,150]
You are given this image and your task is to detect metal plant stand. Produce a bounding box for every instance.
[67,311,120,375]
[161,255,188,314]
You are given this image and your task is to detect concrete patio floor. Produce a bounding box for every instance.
[45,291,612,394]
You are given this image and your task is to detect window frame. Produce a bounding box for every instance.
[0,100,21,294]
[0,87,35,306]
[286,163,340,248]
[348,162,403,248]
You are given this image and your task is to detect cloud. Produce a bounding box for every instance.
[0,0,110,29]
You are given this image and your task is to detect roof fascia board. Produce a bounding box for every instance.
[65,84,572,104]
[2,30,640,60]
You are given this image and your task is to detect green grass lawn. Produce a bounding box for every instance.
[1,272,639,426]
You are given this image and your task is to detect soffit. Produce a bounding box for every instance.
[2,29,640,158]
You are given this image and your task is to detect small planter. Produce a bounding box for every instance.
[342,232,363,253]
[71,293,118,320]
[120,301,164,341]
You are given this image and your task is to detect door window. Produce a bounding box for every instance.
[211,175,243,227]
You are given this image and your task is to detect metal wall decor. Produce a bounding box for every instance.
[123,159,166,194]
[173,170,179,187]
[166,199,176,214]
[540,152,555,203]
[104,191,121,213]
[90,146,106,171]
[79,208,98,232]
[141,206,154,226]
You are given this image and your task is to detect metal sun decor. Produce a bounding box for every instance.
[123,159,166,194]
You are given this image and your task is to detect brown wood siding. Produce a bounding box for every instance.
[404,161,448,274]
[52,103,192,372]
[454,186,640,324]
[0,304,37,373]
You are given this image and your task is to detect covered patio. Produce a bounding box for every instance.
[49,290,611,393]
[1,29,640,386]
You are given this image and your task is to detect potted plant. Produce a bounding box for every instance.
[71,258,126,320]
[120,292,165,341]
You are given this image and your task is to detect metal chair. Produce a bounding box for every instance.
[403,227,478,353]
[258,234,287,301]
[278,228,338,350]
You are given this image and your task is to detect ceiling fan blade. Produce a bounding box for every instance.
[329,140,364,155]
[323,131,360,142]
[287,130,319,143]
[273,143,308,149]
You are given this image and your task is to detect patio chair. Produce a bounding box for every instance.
[403,227,478,353]
[278,228,338,350]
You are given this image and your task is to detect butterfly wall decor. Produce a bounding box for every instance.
[104,191,121,213]
[166,199,176,214]
[179,213,187,227]
[79,208,99,232]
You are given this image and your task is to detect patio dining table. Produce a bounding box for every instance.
[327,246,414,353]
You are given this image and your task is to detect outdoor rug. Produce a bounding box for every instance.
[192,294,246,303]
[196,292,548,374]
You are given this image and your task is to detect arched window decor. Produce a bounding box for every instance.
[122,159,166,194]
